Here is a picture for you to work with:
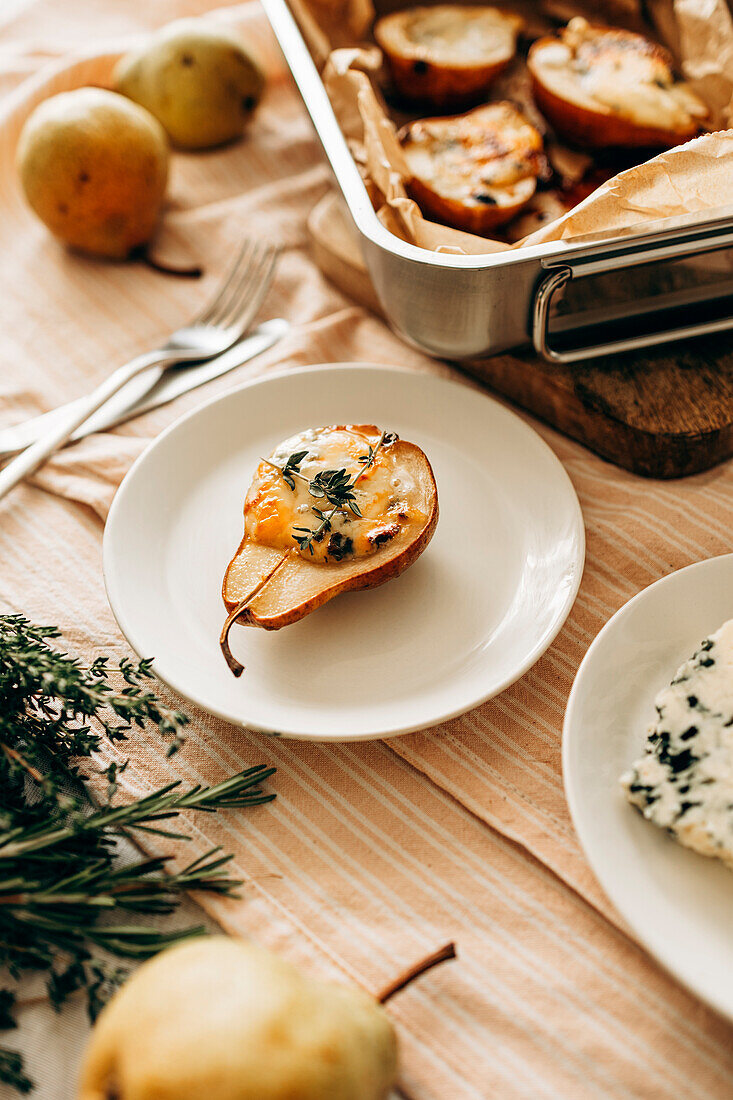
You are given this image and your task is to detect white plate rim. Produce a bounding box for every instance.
[104,362,585,740]
[563,553,733,1021]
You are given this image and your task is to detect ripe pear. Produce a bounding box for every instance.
[113,20,265,150]
[17,88,169,259]
[77,937,398,1100]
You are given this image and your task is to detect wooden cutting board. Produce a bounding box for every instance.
[308,192,733,480]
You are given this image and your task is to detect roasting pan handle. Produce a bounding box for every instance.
[532,222,733,364]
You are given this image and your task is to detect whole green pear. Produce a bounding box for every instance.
[77,936,398,1100]
[17,88,168,258]
[113,20,265,149]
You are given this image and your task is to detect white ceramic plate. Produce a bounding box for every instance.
[104,364,584,740]
[564,555,733,1020]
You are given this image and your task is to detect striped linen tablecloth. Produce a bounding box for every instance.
[2,1,733,1096]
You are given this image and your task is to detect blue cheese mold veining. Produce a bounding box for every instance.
[621,618,733,866]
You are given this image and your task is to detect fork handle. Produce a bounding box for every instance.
[0,349,169,503]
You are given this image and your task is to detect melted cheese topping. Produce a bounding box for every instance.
[532,18,707,134]
[244,426,425,564]
[395,5,521,65]
[402,102,543,208]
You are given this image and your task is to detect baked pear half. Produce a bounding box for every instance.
[400,101,545,234]
[528,17,708,149]
[375,5,523,110]
[221,425,438,675]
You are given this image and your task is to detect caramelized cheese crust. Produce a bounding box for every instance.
[401,102,544,233]
[528,18,707,147]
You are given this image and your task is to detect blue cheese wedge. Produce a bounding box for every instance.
[621,619,733,866]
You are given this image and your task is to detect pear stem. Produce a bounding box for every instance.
[220,552,291,676]
[377,941,456,1004]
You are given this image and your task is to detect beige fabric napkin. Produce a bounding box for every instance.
[3,2,733,1097]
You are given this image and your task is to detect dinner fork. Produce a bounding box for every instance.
[0,238,279,503]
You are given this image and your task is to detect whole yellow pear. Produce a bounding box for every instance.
[113,20,265,150]
[17,88,169,259]
[77,936,398,1100]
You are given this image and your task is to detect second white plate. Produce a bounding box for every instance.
[104,364,584,740]
[564,554,733,1020]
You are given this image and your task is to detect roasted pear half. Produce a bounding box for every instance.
[375,5,523,110]
[528,18,707,149]
[221,425,438,674]
[400,102,545,234]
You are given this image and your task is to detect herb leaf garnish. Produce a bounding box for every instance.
[308,468,362,516]
[261,431,393,559]
[280,450,308,490]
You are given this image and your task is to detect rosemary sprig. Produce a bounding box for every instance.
[0,615,276,1094]
[0,766,274,861]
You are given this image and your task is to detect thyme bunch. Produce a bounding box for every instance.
[0,615,276,1093]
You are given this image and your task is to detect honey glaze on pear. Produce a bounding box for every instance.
[220,425,439,675]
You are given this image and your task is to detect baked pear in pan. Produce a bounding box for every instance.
[400,101,545,234]
[221,425,438,675]
[528,18,707,149]
[375,5,523,110]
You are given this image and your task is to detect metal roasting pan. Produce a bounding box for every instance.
[262,0,733,362]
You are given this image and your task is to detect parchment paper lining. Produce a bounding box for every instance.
[293,0,733,253]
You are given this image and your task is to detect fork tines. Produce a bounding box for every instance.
[199,239,281,337]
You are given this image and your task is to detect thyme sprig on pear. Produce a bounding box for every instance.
[260,450,309,491]
[0,614,276,1094]
[260,456,364,519]
[267,431,392,557]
